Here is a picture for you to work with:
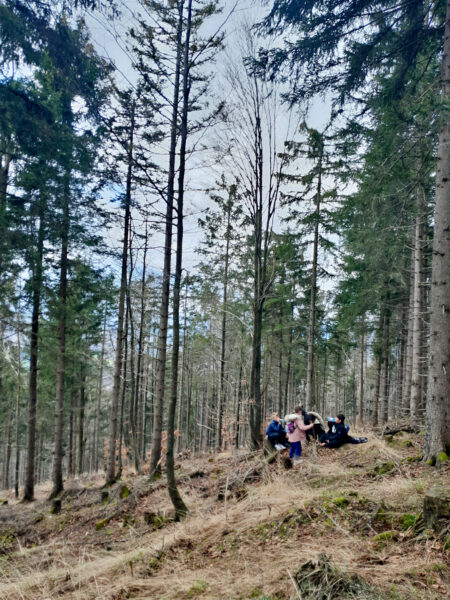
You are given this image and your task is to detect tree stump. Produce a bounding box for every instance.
[423,486,450,531]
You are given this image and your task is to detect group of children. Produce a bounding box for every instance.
[265,405,367,466]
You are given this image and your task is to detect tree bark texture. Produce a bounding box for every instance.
[23,194,45,501]
[425,0,450,462]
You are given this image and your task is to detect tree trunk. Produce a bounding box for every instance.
[398,295,408,417]
[50,180,69,499]
[105,103,134,486]
[359,322,364,425]
[371,313,384,427]
[403,227,416,415]
[136,221,148,461]
[149,1,184,477]
[217,204,231,450]
[94,304,107,473]
[14,313,22,498]
[77,373,86,475]
[380,311,390,425]
[177,288,188,453]
[3,408,12,490]
[424,0,450,463]
[411,190,425,419]
[166,0,191,520]
[126,241,141,474]
[305,144,322,411]
[277,308,283,416]
[117,296,129,479]
[68,392,75,477]
[23,193,46,502]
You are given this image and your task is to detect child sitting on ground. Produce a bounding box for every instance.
[265,413,288,450]
[319,414,367,448]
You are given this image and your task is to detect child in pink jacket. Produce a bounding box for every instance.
[286,406,314,463]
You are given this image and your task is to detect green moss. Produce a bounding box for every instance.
[398,513,419,530]
[332,497,349,507]
[437,452,449,465]
[95,517,111,531]
[120,485,131,499]
[373,530,398,542]
[443,535,450,551]
[401,440,413,448]
[427,457,436,466]
[250,588,263,598]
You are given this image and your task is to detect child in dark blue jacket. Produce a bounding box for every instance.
[265,413,288,449]
[320,414,367,448]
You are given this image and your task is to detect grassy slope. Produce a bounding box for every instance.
[0,431,448,600]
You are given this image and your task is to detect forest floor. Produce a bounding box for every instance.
[0,430,449,600]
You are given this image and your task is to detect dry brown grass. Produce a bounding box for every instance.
[0,437,448,600]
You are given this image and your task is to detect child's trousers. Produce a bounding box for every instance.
[289,441,302,458]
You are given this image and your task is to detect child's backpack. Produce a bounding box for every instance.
[287,421,296,434]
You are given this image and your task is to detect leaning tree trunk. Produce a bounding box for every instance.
[105,103,134,486]
[424,0,450,463]
[149,1,184,478]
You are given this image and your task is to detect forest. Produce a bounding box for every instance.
[0,1,449,599]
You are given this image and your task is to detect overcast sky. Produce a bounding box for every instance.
[83,0,333,281]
